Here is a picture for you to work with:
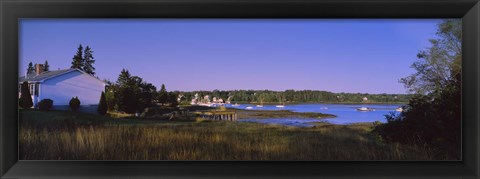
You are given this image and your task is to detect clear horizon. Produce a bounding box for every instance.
[19,19,443,94]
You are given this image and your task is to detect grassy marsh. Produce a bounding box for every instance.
[20,109,435,160]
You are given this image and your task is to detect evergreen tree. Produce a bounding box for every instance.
[71,44,84,69]
[115,69,138,113]
[27,62,35,74]
[158,84,168,106]
[83,46,95,75]
[116,69,131,86]
[19,81,33,109]
[97,92,108,115]
[43,60,50,72]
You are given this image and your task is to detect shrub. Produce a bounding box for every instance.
[38,99,53,111]
[19,81,33,109]
[69,96,81,112]
[373,85,461,159]
[97,92,107,115]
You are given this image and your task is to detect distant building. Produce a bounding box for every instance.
[19,64,106,113]
[362,97,368,101]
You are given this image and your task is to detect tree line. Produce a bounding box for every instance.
[179,90,411,104]
[104,69,178,114]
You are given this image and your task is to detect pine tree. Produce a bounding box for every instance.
[27,62,35,74]
[71,44,84,69]
[43,60,50,72]
[158,84,168,106]
[19,81,33,109]
[97,92,108,115]
[116,69,131,86]
[83,46,95,75]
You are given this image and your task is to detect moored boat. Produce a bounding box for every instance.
[357,107,374,111]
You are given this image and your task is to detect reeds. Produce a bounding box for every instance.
[19,110,436,160]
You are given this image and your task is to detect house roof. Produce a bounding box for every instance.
[19,68,106,85]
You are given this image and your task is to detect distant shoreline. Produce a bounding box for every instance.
[230,101,407,105]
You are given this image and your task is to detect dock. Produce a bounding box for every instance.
[192,107,238,121]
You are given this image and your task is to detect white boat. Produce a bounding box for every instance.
[276,105,285,108]
[395,107,403,112]
[232,103,240,107]
[320,107,328,110]
[256,105,263,108]
[246,106,253,109]
[357,107,374,111]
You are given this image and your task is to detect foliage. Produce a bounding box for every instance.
[38,99,53,111]
[400,19,461,95]
[69,96,81,112]
[83,46,96,75]
[157,84,168,105]
[19,81,33,109]
[27,62,35,75]
[97,92,108,115]
[71,44,84,69]
[139,82,157,109]
[112,69,157,114]
[43,60,50,72]
[104,80,116,111]
[168,92,179,107]
[373,19,461,159]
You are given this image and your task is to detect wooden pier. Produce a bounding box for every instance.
[192,107,238,121]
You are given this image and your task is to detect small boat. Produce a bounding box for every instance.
[357,107,374,111]
[256,105,263,108]
[320,107,328,110]
[232,103,240,107]
[276,105,285,108]
[395,107,403,112]
[246,106,253,109]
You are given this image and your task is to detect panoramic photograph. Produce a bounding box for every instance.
[18,19,461,160]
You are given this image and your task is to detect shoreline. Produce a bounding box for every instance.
[230,102,407,105]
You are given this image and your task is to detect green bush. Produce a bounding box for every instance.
[19,81,33,109]
[38,99,53,111]
[97,92,108,115]
[69,96,81,112]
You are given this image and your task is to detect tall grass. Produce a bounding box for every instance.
[20,110,435,160]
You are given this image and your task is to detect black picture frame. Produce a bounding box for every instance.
[1,0,479,178]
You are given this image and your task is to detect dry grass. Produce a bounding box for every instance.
[20,110,435,160]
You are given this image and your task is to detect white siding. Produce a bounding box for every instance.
[39,71,105,106]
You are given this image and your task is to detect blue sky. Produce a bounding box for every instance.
[19,19,443,94]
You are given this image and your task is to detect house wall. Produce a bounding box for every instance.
[39,71,105,106]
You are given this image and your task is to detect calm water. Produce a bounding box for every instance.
[228,103,403,126]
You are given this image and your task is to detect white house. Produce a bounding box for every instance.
[19,64,106,112]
